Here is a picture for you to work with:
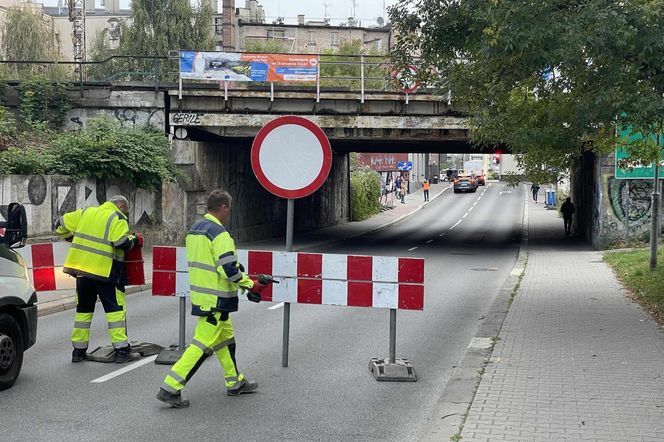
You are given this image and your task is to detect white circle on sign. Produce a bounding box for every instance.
[258,124,324,190]
[174,127,188,139]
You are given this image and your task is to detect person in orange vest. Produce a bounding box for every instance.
[422,178,430,202]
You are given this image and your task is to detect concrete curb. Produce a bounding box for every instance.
[296,185,452,253]
[417,184,529,441]
[36,283,153,317]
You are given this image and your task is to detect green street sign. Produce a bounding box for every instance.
[615,128,664,179]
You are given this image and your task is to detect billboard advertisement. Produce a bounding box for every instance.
[179,51,319,82]
[357,153,409,171]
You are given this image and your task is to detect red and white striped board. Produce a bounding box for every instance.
[152,247,425,310]
[17,242,75,291]
[17,242,146,291]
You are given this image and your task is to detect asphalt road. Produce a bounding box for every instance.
[1,182,524,442]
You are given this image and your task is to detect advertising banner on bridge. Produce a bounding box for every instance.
[357,153,409,171]
[179,51,319,82]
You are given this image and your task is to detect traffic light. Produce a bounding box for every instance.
[494,153,501,164]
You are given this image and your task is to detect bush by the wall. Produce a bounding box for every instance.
[0,117,178,190]
[350,167,381,221]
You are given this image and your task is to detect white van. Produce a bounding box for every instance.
[0,203,37,391]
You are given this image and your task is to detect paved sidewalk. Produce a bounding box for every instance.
[35,183,450,316]
[461,192,664,440]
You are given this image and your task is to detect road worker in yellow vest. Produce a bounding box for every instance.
[56,195,142,363]
[157,189,267,408]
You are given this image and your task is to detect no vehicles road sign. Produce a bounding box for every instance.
[251,116,332,199]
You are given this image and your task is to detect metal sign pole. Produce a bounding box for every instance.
[179,296,186,351]
[389,309,397,364]
[283,198,294,367]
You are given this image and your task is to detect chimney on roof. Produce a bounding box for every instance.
[297,14,305,26]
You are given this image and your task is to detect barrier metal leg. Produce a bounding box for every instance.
[155,296,187,365]
[368,308,417,381]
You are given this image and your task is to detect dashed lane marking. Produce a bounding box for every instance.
[450,220,462,230]
[426,239,434,244]
[408,246,419,251]
[268,302,285,310]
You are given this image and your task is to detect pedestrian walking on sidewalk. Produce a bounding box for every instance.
[55,195,143,363]
[560,197,575,236]
[400,178,407,203]
[422,178,430,202]
[157,190,267,408]
[531,183,540,203]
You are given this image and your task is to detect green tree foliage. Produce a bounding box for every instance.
[350,166,381,221]
[18,78,71,128]
[52,118,178,190]
[321,39,388,90]
[244,39,288,53]
[120,0,215,55]
[0,115,178,190]
[389,1,664,182]
[0,7,66,79]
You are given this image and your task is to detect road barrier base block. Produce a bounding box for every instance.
[368,357,417,382]
[86,341,163,363]
[155,345,186,365]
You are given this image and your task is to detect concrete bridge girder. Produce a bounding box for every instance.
[169,90,452,116]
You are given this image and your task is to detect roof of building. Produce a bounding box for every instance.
[42,6,131,18]
[237,20,392,32]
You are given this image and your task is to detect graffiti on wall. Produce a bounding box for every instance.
[65,108,165,131]
[0,175,158,236]
[607,177,653,229]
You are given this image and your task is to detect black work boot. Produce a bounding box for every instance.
[226,379,258,396]
[156,388,190,408]
[71,348,87,363]
[112,346,141,363]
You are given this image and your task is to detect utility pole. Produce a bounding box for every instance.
[69,0,86,81]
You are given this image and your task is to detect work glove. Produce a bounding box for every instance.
[238,263,245,273]
[247,278,267,303]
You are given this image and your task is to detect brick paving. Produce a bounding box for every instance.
[461,194,664,441]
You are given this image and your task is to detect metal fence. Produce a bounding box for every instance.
[0,53,421,97]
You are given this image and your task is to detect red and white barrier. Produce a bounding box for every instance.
[17,242,145,291]
[152,247,425,310]
[18,243,74,291]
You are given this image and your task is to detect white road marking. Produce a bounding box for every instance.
[462,213,468,218]
[468,207,474,212]
[450,220,462,230]
[426,239,434,244]
[439,232,446,237]
[268,302,285,310]
[472,201,478,207]
[90,354,158,383]
[408,246,419,251]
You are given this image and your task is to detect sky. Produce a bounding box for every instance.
[40,0,401,26]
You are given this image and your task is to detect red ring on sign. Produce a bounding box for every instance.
[251,116,332,199]
[391,65,420,94]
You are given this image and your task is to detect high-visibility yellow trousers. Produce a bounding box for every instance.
[162,312,244,393]
[71,277,129,350]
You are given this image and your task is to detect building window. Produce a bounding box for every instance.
[215,17,223,35]
[331,32,339,46]
[308,31,316,45]
[267,29,286,39]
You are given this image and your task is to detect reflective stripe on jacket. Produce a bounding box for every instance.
[56,202,131,283]
[187,213,253,316]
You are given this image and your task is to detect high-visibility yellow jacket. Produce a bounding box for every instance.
[56,202,135,284]
[186,213,253,316]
